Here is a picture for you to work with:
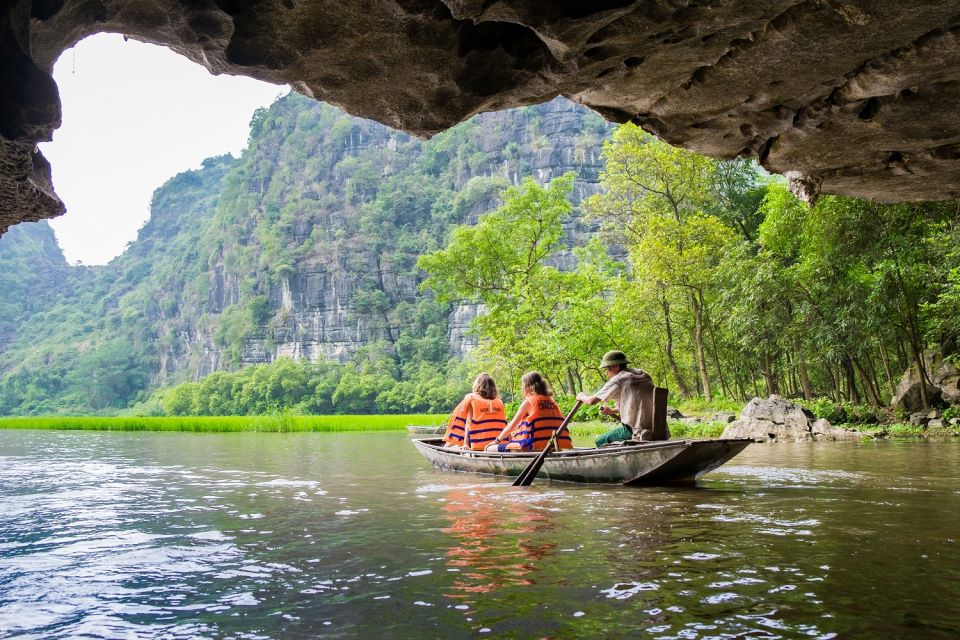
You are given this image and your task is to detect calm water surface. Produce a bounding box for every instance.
[1,430,958,639]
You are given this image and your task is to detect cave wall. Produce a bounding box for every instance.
[4,0,960,235]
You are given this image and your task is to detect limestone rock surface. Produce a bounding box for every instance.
[892,350,960,412]
[5,1,960,234]
[722,395,861,442]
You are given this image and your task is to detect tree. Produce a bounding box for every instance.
[586,124,738,400]
[420,173,610,393]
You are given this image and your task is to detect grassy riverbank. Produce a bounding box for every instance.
[0,414,446,433]
[3,414,955,438]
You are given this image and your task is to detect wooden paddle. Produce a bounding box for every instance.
[512,400,583,487]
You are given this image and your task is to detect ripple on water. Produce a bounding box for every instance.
[2,431,959,639]
[718,464,869,486]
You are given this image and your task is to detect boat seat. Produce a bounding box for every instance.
[597,385,671,447]
[637,385,670,441]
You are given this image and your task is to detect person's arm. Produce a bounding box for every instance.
[495,399,527,443]
[462,395,475,444]
[575,391,602,405]
[577,376,620,407]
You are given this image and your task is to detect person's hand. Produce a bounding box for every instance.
[575,392,588,402]
[600,405,618,416]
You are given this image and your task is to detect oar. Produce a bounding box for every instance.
[512,400,583,487]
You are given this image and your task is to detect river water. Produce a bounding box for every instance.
[0,430,958,639]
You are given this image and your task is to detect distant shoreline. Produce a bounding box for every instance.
[1,415,955,439]
[0,415,446,433]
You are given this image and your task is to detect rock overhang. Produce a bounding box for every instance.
[3,0,960,235]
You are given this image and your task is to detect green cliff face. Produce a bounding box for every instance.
[0,95,611,414]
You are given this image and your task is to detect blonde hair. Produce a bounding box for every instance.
[472,373,498,400]
[520,371,552,397]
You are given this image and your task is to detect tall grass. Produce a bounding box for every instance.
[0,415,446,433]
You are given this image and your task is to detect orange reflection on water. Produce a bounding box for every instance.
[441,488,558,604]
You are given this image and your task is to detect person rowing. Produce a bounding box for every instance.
[576,350,668,446]
[486,371,573,452]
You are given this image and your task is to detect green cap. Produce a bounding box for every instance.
[600,350,628,368]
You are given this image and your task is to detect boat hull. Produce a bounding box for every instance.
[407,425,445,435]
[412,437,752,485]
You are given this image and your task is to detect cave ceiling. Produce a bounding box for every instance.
[3,0,960,235]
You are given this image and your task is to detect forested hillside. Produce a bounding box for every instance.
[2,93,958,419]
[419,125,960,420]
[0,95,611,415]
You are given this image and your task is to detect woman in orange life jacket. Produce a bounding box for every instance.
[485,371,573,452]
[442,373,507,450]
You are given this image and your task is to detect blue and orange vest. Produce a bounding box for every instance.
[509,394,573,451]
[464,395,507,450]
[443,394,507,450]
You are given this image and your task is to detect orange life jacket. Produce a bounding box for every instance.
[464,395,507,451]
[442,396,469,446]
[509,394,573,451]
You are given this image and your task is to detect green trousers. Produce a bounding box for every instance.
[595,423,633,447]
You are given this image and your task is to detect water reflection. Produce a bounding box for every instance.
[1,432,959,639]
[441,487,558,602]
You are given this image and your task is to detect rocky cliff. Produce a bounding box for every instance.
[0,220,70,354]
[0,95,612,412]
[5,1,960,235]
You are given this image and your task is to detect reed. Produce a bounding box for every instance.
[0,414,446,433]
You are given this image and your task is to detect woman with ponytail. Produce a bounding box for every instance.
[486,371,573,452]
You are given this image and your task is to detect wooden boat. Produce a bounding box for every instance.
[407,424,446,435]
[411,437,752,485]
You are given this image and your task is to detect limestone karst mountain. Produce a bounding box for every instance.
[0,95,611,414]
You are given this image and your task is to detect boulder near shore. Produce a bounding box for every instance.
[721,396,862,443]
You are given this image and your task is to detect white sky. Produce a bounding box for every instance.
[40,33,287,265]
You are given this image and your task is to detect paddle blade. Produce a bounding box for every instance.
[512,443,553,487]
[511,399,582,487]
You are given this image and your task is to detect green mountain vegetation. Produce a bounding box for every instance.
[420,124,960,416]
[1,93,957,419]
[0,95,611,415]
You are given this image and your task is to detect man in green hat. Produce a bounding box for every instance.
[576,350,659,446]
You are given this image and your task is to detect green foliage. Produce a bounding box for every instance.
[420,173,628,397]
[666,420,727,439]
[1,95,612,416]
[3,90,959,425]
[155,356,468,416]
[0,414,445,432]
[797,397,878,425]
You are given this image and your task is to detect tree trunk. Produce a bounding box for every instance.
[762,352,778,396]
[828,362,842,403]
[785,351,800,397]
[864,354,885,405]
[734,372,747,402]
[705,309,730,398]
[796,348,814,400]
[691,290,712,402]
[842,355,860,404]
[877,340,896,398]
[662,296,692,397]
[852,357,880,406]
[896,336,909,371]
